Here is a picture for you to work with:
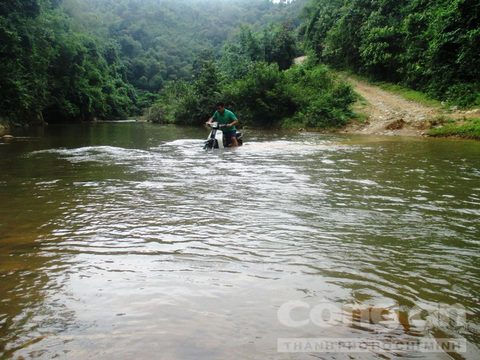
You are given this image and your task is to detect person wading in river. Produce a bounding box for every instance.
[206,102,239,147]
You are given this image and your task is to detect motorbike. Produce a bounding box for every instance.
[203,122,243,149]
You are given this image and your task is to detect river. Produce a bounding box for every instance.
[0,122,479,359]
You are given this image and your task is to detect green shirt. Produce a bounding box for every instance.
[213,109,238,131]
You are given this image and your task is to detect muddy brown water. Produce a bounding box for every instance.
[0,123,479,359]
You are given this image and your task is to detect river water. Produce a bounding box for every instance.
[0,123,479,359]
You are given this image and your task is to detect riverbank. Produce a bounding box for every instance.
[340,75,480,139]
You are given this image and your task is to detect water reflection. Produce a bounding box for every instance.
[0,123,479,359]
[0,180,76,358]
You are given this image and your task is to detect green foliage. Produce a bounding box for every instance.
[0,0,309,125]
[265,23,298,70]
[62,0,307,93]
[299,0,343,57]
[359,12,403,80]
[146,81,192,124]
[302,0,480,107]
[0,0,49,123]
[146,58,221,126]
[223,62,296,127]
[148,15,324,129]
[44,26,136,121]
[150,58,355,130]
[283,65,356,128]
[428,118,480,139]
[220,23,298,81]
[376,83,443,108]
[0,0,136,124]
[177,59,222,126]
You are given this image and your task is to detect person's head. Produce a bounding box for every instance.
[216,102,225,114]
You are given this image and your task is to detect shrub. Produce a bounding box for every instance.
[222,62,295,127]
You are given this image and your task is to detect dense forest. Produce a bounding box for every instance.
[0,0,309,125]
[300,0,480,107]
[147,24,355,128]
[1,0,136,124]
[63,0,306,90]
[1,0,479,129]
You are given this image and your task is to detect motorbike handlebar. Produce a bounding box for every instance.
[206,122,229,129]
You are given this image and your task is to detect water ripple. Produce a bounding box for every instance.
[1,130,479,359]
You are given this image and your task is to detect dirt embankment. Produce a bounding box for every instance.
[342,77,480,136]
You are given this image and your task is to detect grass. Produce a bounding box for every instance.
[350,93,370,124]
[376,83,443,108]
[351,112,369,123]
[427,117,480,139]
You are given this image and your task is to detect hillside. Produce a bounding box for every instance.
[300,0,480,107]
[0,0,307,125]
[62,0,308,91]
[1,0,478,135]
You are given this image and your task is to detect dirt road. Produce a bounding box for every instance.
[343,77,480,136]
[344,77,440,136]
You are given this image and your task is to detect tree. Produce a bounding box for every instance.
[265,23,297,70]
[223,62,296,127]
[302,0,480,106]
